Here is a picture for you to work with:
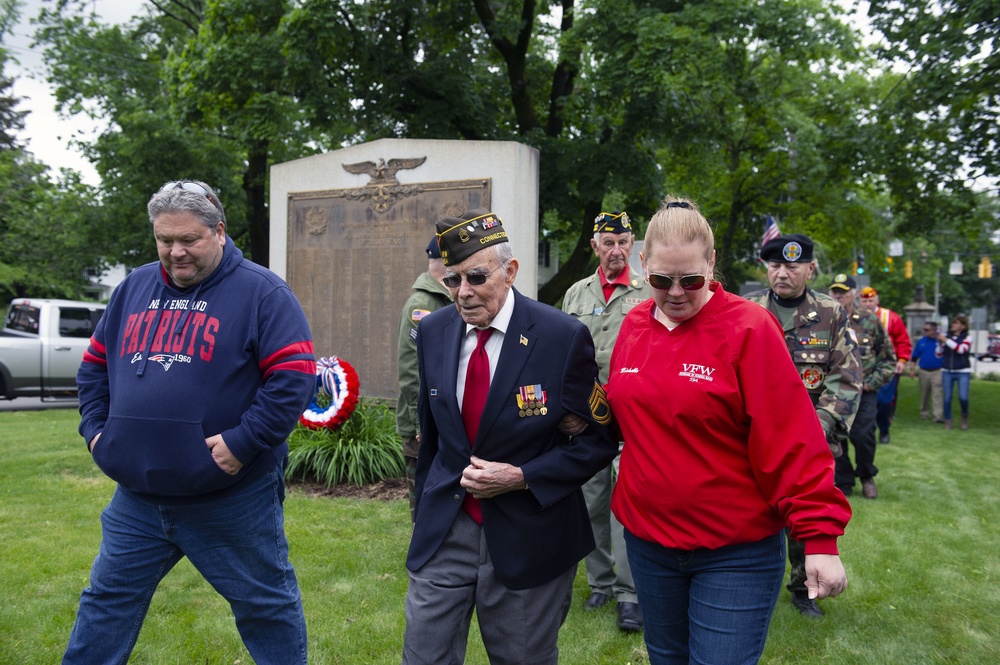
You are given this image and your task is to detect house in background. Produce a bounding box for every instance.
[82,264,129,302]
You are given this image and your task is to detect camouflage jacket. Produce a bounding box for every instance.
[745,288,863,451]
[847,308,897,392]
[561,266,650,385]
[395,272,453,437]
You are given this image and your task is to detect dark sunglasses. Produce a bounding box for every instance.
[442,263,504,288]
[646,273,707,291]
[159,180,225,218]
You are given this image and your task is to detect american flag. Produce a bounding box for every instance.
[760,215,781,247]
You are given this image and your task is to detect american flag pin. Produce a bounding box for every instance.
[520,335,528,346]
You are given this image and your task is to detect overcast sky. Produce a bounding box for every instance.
[7,0,145,184]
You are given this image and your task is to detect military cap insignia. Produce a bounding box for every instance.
[588,381,611,425]
[782,241,803,262]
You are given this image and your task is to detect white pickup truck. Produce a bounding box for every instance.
[0,298,106,400]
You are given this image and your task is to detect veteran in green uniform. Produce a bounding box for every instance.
[561,211,650,633]
[828,274,896,501]
[397,238,454,523]
[744,233,862,619]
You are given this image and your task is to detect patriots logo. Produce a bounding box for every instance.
[148,354,178,371]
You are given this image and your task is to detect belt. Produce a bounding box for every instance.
[919,367,940,371]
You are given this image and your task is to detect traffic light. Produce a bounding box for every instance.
[979,256,993,279]
[856,254,866,275]
[885,257,893,273]
[851,260,858,275]
[904,260,913,279]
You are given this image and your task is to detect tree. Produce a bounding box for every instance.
[30,0,995,305]
[869,0,1000,183]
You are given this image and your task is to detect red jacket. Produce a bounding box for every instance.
[876,307,912,363]
[607,284,851,555]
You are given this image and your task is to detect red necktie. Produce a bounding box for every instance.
[461,327,493,523]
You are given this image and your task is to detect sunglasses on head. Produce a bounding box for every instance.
[646,273,707,291]
[442,263,504,288]
[159,180,225,218]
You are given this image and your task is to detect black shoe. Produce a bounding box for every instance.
[791,592,823,618]
[584,591,611,610]
[879,432,890,444]
[935,419,945,423]
[616,601,643,632]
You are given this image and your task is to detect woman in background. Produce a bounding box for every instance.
[605,196,851,665]
[938,314,972,430]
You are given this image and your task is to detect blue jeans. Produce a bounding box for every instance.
[63,467,307,665]
[625,529,785,665]
[942,370,971,419]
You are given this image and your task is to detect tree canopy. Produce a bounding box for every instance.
[15,0,1000,316]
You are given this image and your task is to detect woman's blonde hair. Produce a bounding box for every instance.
[644,195,715,263]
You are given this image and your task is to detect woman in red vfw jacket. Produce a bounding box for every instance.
[605,196,852,665]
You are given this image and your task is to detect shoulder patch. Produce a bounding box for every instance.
[411,308,431,322]
[588,381,611,425]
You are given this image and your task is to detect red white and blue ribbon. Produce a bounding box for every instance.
[299,356,360,430]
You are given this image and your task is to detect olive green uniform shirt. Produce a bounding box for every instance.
[395,272,453,438]
[847,309,897,391]
[745,288,863,453]
[561,267,650,385]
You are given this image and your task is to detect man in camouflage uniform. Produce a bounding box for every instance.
[396,237,453,523]
[745,233,862,618]
[562,210,649,633]
[829,274,896,500]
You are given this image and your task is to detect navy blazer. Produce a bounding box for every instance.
[407,288,617,590]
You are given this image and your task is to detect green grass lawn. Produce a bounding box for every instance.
[2,378,999,664]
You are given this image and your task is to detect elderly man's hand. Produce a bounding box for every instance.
[206,434,243,475]
[461,455,527,499]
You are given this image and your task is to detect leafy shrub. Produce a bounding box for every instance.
[285,398,404,487]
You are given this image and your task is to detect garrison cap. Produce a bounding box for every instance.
[593,211,633,235]
[860,286,877,298]
[760,234,814,263]
[830,274,857,291]
[435,208,508,266]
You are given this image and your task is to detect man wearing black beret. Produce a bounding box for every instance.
[745,234,862,618]
[402,209,617,663]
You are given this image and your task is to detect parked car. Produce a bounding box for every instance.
[978,334,1000,362]
[0,298,106,400]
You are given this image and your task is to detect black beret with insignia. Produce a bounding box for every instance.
[760,233,814,263]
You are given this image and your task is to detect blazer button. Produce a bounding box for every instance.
[453,494,461,503]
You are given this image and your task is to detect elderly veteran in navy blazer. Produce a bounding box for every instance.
[402,208,617,665]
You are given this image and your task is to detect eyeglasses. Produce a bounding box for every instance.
[442,263,505,288]
[646,273,707,291]
[159,181,225,218]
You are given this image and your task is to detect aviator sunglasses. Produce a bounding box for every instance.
[442,263,505,288]
[646,272,707,291]
[159,180,226,220]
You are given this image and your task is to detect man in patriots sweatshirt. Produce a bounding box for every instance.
[63,180,317,665]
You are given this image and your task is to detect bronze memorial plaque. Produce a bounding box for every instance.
[287,158,490,400]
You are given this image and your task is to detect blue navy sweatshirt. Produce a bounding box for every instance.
[77,237,316,504]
